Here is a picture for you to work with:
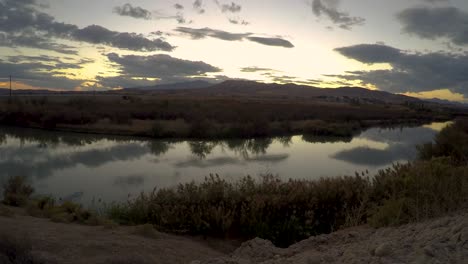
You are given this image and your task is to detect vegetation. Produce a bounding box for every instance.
[2,119,467,248]
[0,94,454,139]
[2,176,34,207]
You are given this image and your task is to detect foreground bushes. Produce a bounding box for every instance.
[107,156,468,247]
[108,175,370,247]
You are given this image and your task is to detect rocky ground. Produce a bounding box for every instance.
[0,207,467,264]
[195,210,468,264]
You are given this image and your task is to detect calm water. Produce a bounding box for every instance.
[0,122,450,205]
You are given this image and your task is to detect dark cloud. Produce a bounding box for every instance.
[334,43,468,95]
[99,53,221,88]
[228,18,249,25]
[175,27,294,48]
[193,0,205,14]
[247,36,294,48]
[335,44,402,64]
[113,3,152,20]
[398,7,468,46]
[175,27,248,40]
[240,67,278,73]
[174,3,184,10]
[221,2,242,13]
[0,0,174,53]
[0,32,78,55]
[311,0,365,30]
[72,25,174,52]
[0,58,86,89]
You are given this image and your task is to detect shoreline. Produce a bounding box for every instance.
[0,117,449,141]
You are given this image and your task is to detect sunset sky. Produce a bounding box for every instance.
[0,0,467,101]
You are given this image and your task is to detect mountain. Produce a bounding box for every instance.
[126,80,214,91]
[424,98,468,108]
[175,80,421,104]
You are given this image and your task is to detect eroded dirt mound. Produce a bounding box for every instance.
[194,210,468,264]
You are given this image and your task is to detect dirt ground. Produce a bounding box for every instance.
[0,207,236,264]
[1,207,467,264]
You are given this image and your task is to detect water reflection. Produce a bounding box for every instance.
[0,122,451,204]
[331,126,442,167]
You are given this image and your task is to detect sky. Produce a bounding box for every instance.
[0,0,467,102]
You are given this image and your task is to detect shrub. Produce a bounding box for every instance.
[108,174,370,247]
[2,176,34,207]
[368,159,468,227]
[417,119,468,164]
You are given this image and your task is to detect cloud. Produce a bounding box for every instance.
[113,3,152,20]
[311,0,365,30]
[174,3,184,10]
[334,44,402,64]
[72,25,174,52]
[0,32,78,55]
[193,0,205,14]
[228,18,249,25]
[398,7,468,46]
[334,43,468,96]
[99,53,222,88]
[220,2,242,13]
[246,36,294,48]
[0,0,174,53]
[0,56,85,89]
[240,67,278,73]
[175,27,294,48]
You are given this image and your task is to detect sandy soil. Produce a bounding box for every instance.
[0,207,234,264]
[196,210,468,264]
[1,207,467,264]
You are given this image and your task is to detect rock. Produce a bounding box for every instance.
[374,243,392,257]
[423,245,435,257]
[347,231,359,238]
[306,256,322,264]
[232,238,280,262]
[451,223,465,234]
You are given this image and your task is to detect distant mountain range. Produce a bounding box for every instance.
[125,80,213,91]
[2,80,467,108]
[424,98,468,108]
[144,80,421,104]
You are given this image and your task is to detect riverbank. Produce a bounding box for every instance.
[0,95,456,139]
[1,205,466,264]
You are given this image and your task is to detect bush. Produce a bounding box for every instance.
[368,159,468,227]
[2,176,34,207]
[417,119,468,164]
[108,174,370,247]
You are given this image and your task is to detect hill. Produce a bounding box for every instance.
[148,80,421,104]
[125,80,213,91]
